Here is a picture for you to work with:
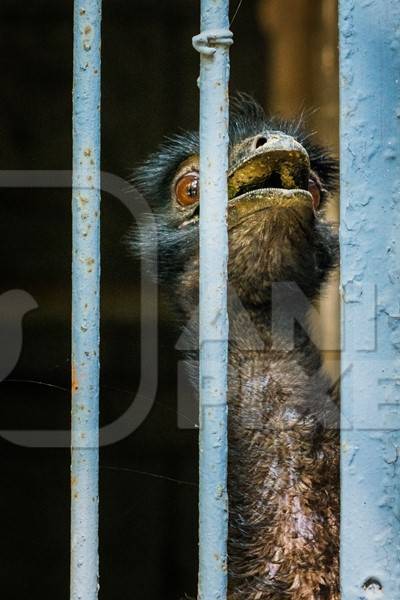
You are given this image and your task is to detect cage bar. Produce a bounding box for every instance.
[70,1,102,599]
[339,1,400,597]
[195,1,232,598]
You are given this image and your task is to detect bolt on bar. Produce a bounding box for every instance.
[193,2,232,598]
[70,1,102,599]
[340,0,400,597]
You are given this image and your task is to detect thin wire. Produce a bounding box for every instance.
[230,0,244,26]
[100,465,197,488]
[6,378,69,393]
[3,378,198,428]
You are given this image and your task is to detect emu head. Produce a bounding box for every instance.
[132,97,338,311]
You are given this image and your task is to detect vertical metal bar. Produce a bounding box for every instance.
[195,3,231,599]
[71,1,101,599]
[340,1,400,598]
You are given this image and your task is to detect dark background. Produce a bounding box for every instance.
[0,2,268,598]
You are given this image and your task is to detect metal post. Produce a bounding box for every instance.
[193,3,232,599]
[340,1,400,598]
[71,1,101,599]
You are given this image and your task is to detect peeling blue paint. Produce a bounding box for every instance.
[71,1,101,599]
[340,0,400,598]
[193,2,232,598]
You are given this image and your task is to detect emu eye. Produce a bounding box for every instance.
[175,172,199,206]
[308,178,321,210]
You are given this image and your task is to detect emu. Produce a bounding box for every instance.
[133,97,340,600]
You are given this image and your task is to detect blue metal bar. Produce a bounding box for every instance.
[340,1,400,598]
[193,3,232,599]
[70,1,101,599]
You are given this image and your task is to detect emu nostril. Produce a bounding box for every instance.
[254,135,268,149]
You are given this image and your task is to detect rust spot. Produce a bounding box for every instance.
[80,8,86,16]
[71,364,79,392]
[84,148,92,157]
[71,475,78,488]
[85,257,95,267]
[84,25,92,35]
[79,195,89,205]
[73,492,79,499]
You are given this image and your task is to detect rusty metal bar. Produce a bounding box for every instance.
[70,1,101,599]
[339,0,400,597]
[193,2,232,598]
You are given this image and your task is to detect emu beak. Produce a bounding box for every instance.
[227,132,314,230]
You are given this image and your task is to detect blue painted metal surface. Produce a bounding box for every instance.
[340,1,400,598]
[71,1,101,599]
[193,3,232,598]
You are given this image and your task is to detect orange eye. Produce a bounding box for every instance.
[308,178,321,210]
[175,172,200,206]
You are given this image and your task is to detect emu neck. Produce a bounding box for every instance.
[226,298,339,599]
[228,296,320,366]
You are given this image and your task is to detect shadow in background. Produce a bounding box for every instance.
[0,2,266,598]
